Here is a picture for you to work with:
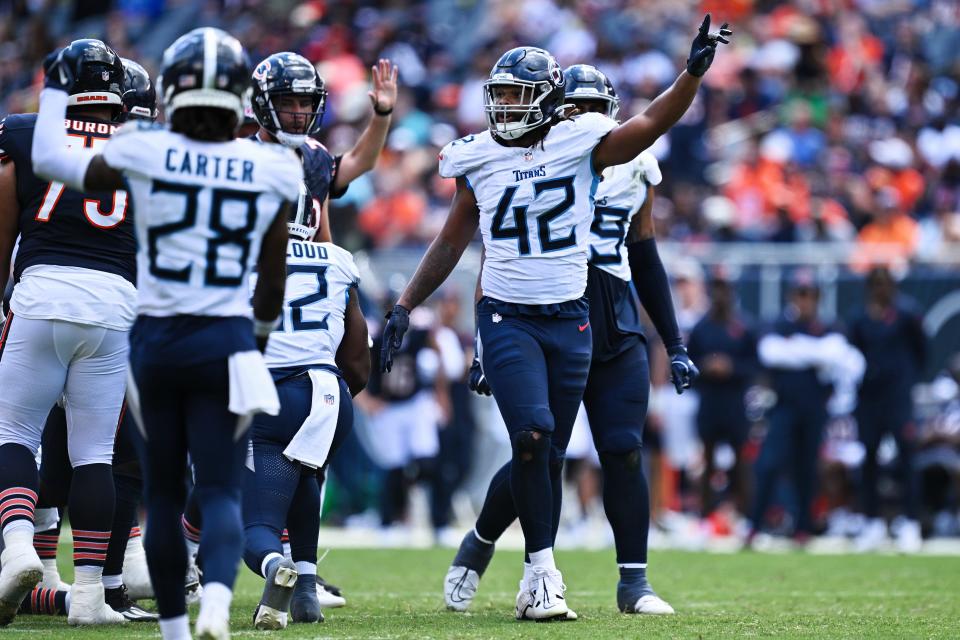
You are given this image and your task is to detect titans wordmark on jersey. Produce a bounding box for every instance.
[101,123,303,317]
[588,151,662,281]
[439,112,616,305]
[250,239,360,369]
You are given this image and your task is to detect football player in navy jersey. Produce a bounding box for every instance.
[444,64,692,616]
[0,38,134,627]
[382,17,730,620]
[33,27,303,640]
[251,52,397,242]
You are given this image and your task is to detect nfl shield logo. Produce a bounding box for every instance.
[324,394,335,405]
[101,70,110,81]
[523,150,534,162]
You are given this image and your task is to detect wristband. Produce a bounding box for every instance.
[253,317,279,338]
[373,103,393,116]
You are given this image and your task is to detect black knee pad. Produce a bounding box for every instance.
[600,447,643,472]
[511,429,550,462]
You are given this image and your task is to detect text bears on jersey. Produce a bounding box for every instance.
[287,240,328,260]
[164,147,255,183]
[513,165,547,182]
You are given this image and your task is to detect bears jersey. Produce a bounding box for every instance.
[249,135,344,205]
[0,113,137,330]
[102,123,303,317]
[439,112,616,304]
[588,151,662,281]
[252,239,360,370]
[368,328,432,403]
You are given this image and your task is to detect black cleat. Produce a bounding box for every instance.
[105,586,159,621]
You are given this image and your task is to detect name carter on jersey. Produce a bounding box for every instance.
[164,148,255,183]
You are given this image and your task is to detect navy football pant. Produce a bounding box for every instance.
[132,357,249,620]
[474,342,652,564]
[856,396,918,520]
[243,373,353,576]
[478,305,591,553]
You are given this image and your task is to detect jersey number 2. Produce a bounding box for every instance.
[279,264,329,332]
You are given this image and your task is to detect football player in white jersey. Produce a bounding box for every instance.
[32,27,303,640]
[381,16,730,620]
[243,185,369,630]
[445,64,694,617]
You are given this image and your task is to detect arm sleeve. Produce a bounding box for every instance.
[31,89,95,191]
[329,155,348,199]
[627,237,682,352]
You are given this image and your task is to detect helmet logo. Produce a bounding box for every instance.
[252,60,271,81]
[550,63,564,87]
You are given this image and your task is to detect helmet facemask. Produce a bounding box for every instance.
[483,78,558,140]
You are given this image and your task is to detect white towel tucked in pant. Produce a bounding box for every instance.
[283,369,341,469]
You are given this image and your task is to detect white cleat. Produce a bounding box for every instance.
[628,594,675,615]
[896,520,923,554]
[444,566,480,612]
[522,569,572,622]
[67,583,127,625]
[185,558,203,605]
[253,560,298,630]
[854,518,889,553]
[122,535,153,600]
[39,558,70,591]
[0,543,43,626]
[195,600,230,640]
[316,582,346,608]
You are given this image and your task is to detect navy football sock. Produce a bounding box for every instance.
[474,462,515,543]
[549,446,564,544]
[287,473,321,565]
[509,430,553,553]
[194,486,243,588]
[451,529,496,576]
[143,491,188,618]
[599,449,650,566]
[0,443,40,537]
[103,473,142,579]
[69,463,115,574]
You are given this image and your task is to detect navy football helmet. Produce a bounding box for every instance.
[57,39,124,114]
[158,28,250,122]
[120,58,158,122]
[563,64,619,119]
[251,52,327,148]
[483,47,566,140]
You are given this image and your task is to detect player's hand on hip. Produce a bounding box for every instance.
[686,14,732,77]
[468,358,492,396]
[42,47,78,93]
[380,304,410,372]
[668,345,700,394]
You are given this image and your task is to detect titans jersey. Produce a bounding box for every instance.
[439,112,616,304]
[588,151,662,281]
[0,113,138,329]
[253,240,360,370]
[102,123,303,317]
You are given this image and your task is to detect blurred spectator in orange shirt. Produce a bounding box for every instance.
[851,187,919,272]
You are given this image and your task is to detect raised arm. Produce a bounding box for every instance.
[379,177,480,371]
[332,59,397,193]
[592,15,731,173]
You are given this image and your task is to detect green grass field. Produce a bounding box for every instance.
[10,548,960,639]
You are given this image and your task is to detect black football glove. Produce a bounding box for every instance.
[42,47,78,93]
[468,358,492,396]
[668,345,700,394]
[379,304,410,372]
[686,14,732,78]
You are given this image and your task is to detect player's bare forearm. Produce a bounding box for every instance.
[337,287,371,395]
[315,197,332,243]
[397,238,465,311]
[397,177,479,310]
[594,73,701,171]
[333,114,390,192]
[627,184,656,242]
[252,203,290,322]
[86,156,125,192]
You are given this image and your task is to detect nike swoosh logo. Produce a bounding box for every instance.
[578,322,589,332]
